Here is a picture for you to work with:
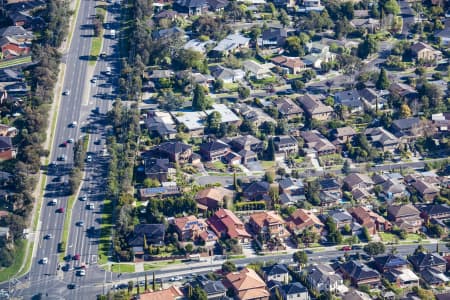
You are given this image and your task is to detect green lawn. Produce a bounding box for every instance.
[0,56,32,69]
[260,160,275,170]
[59,195,76,261]
[144,260,182,271]
[0,240,27,282]
[379,232,423,243]
[98,199,113,265]
[212,161,227,172]
[111,263,135,273]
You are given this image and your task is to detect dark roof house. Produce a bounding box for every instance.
[128,224,165,247]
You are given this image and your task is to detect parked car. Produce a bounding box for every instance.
[341,246,352,251]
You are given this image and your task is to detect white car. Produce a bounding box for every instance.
[67,138,74,143]
[41,257,48,264]
[77,221,84,227]
[86,155,92,162]
[69,121,77,127]
[45,234,53,239]
[63,90,70,96]
[78,269,86,276]
[50,199,57,206]
[80,195,87,201]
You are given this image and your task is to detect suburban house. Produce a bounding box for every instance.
[364,127,399,152]
[273,135,299,156]
[278,178,304,196]
[0,124,17,138]
[327,209,353,229]
[379,178,409,201]
[149,141,192,164]
[277,282,310,300]
[207,208,251,243]
[145,111,177,139]
[358,87,387,110]
[242,60,273,79]
[224,267,270,300]
[386,204,422,233]
[301,130,336,156]
[195,187,231,211]
[230,135,264,153]
[419,204,450,223]
[262,263,290,284]
[0,26,34,43]
[348,206,392,235]
[389,82,418,101]
[307,264,347,294]
[270,56,306,74]
[411,179,439,202]
[339,261,381,287]
[436,26,450,46]
[144,158,175,182]
[383,267,420,289]
[139,286,183,300]
[331,126,356,146]
[188,275,227,299]
[212,33,250,55]
[297,94,333,121]
[152,27,185,40]
[408,252,447,272]
[243,181,270,201]
[410,42,442,62]
[391,117,422,139]
[127,224,165,259]
[173,215,207,241]
[274,98,303,120]
[334,90,364,113]
[421,267,450,286]
[249,211,288,240]
[0,36,30,59]
[174,0,208,15]
[259,27,288,47]
[138,185,181,200]
[343,173,374,191]
[374,254,409,273]
[209,65,245,83]
[199,140,231,161]
[286,209,324,235]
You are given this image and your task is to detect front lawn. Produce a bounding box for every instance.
[111,263,135,273]
[144,260,182,271]
[260,160,275,170]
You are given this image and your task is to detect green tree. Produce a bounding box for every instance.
[185,243,194,253]
[293,250,308,266]
[222,261,237,273]
[266,138,276,161]
[192,84,209,111]
[399,103,412,118]
[363,242,386,256]
[206,111,222,134]
[384,0,400,15]
[279,9,290,27]
[357,35,379,59]
[376,68,390,90]
[189,286,208,300]
[342,160,351,175]
[237,85,250,99]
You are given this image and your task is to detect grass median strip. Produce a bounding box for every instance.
[143,260,182,271]
[98,199,113,265]
[59,195,76,261]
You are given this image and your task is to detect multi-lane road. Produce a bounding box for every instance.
[3,0,121,298]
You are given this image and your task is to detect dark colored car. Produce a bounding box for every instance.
[56,207,65,213]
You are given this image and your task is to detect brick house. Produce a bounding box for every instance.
[207,208,251,243]
[224,268,269,300]
[286,209,324,235]
[386,204,422,233]
[249,211,288,240]
[348,206,391,235]
[173,215,207,241]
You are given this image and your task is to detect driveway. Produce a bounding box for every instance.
[246,161,263,172]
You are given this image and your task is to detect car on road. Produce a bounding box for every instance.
[57,154,66,161]
[73,254,81,261]
[69,121,77,127]
[56,207,65,213]
[60,141,68,147]
[63,89,71,96]
[341,246,352,251]
[352,245,362,250]
[86,155,92,162]
[49,199,57,206]
[77,220,84,227]
[77,269,86,276]
[87,203,94,210]
[41,257,48,264]
[67,283,77,289]
[44,234,53,239]
[49,161,57,167]
[67,138,74,144]
[80,195,87,201]
[94,139,102,145]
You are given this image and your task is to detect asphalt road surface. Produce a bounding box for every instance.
[3,0,121,298]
